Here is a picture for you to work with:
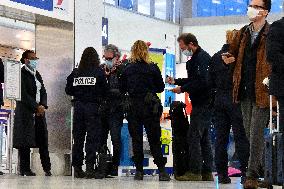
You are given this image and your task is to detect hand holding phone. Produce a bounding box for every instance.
[222,53,235,64]
[166,75,175,85]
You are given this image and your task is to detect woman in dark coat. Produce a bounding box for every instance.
[14,50,51,176]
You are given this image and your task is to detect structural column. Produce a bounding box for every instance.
[74,0,104,66]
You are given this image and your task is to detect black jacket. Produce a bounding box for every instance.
[14,66,47,148]
[65,67,108,103]
[209,44,233,92]
[266,17,284,97]
[175,47,211,106]
[209,44,237,109]
[120,60,165,98]
[102,61,129,113]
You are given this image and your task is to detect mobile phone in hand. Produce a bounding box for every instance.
[221,52,233,57]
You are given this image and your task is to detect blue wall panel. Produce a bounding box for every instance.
[193,0,283,17]
[10,0,53,11]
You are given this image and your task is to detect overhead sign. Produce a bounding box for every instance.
[10,0,53,11]
[102,17,108,46]
[4,60,21,100]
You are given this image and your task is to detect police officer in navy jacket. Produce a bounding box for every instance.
[66,47,108,179]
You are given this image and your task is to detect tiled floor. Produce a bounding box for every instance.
[0,175,243,189]
[0,175,283,189]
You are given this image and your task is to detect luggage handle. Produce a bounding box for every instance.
[269,95,280,134]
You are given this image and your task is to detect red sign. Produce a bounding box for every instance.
[57,0,63,5]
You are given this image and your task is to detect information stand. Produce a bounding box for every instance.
[4,60,21,174]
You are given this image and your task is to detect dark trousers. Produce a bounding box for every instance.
[18,146,51,173]
[187,105,213,174]
[214,93,249,176]
[276,96,284,185]
[101,111,123,167]
[72,101,102,167]
[19,116,51,173]
[241,98,269,178]
[128,99,166,172]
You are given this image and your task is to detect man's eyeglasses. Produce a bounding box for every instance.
[28,57,39,60]
[103,57,114,61]
[248,4,266,10]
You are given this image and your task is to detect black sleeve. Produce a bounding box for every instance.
[65,69,76,96]
[36,72,48,109]
[181,53,211,94]
[119,67,128,95]
[21,74,39,112]
[266,20,284,72]
[208,55,217,90]
[175,78,190,86]
[97,68,108,95]
[0,59,4,83]
[151,64,165,93]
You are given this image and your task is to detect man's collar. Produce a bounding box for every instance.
[249,21,270,35]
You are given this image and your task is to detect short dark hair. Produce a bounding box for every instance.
[177,33,198,46]
[20,50,34,64]
[262,0,271,12]
[78,47,100,71]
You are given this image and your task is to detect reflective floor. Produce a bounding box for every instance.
[0,176,245,189]
[0,176,283,189]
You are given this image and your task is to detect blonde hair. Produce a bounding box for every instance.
[226,29,238,44]
[130,40,150,64]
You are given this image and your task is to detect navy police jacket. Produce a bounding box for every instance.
[120,60,165,98]
[65,67,108,103]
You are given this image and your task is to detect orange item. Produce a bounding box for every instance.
[185,93,192,115]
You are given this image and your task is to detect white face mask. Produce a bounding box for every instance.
[182,49,193,57]
[247,7,260,20]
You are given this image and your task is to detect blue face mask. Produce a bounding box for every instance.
[29,60,39,69]
[105,60,113,69]
[182,49,193,57]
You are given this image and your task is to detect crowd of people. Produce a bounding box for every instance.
[0,0,283,188]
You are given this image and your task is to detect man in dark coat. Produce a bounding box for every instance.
[14,50,51,176]
[167,33,213,181]
[266,17,284,189]
[100,44,124,176]
[222,1,274,188]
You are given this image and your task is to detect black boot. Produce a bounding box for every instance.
[85,165,96,179]
[110,165,118,176]
[159,171,171,181]
[134,171,144,181]
[20,170,36,176]
[45,171,52,176]
[94,171,105,179]
[218,175,231,184]
[74,167,85,178]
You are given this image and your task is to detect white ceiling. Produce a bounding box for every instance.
[0,25,35,50]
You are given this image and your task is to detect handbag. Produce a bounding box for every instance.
[96,145,113,177]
